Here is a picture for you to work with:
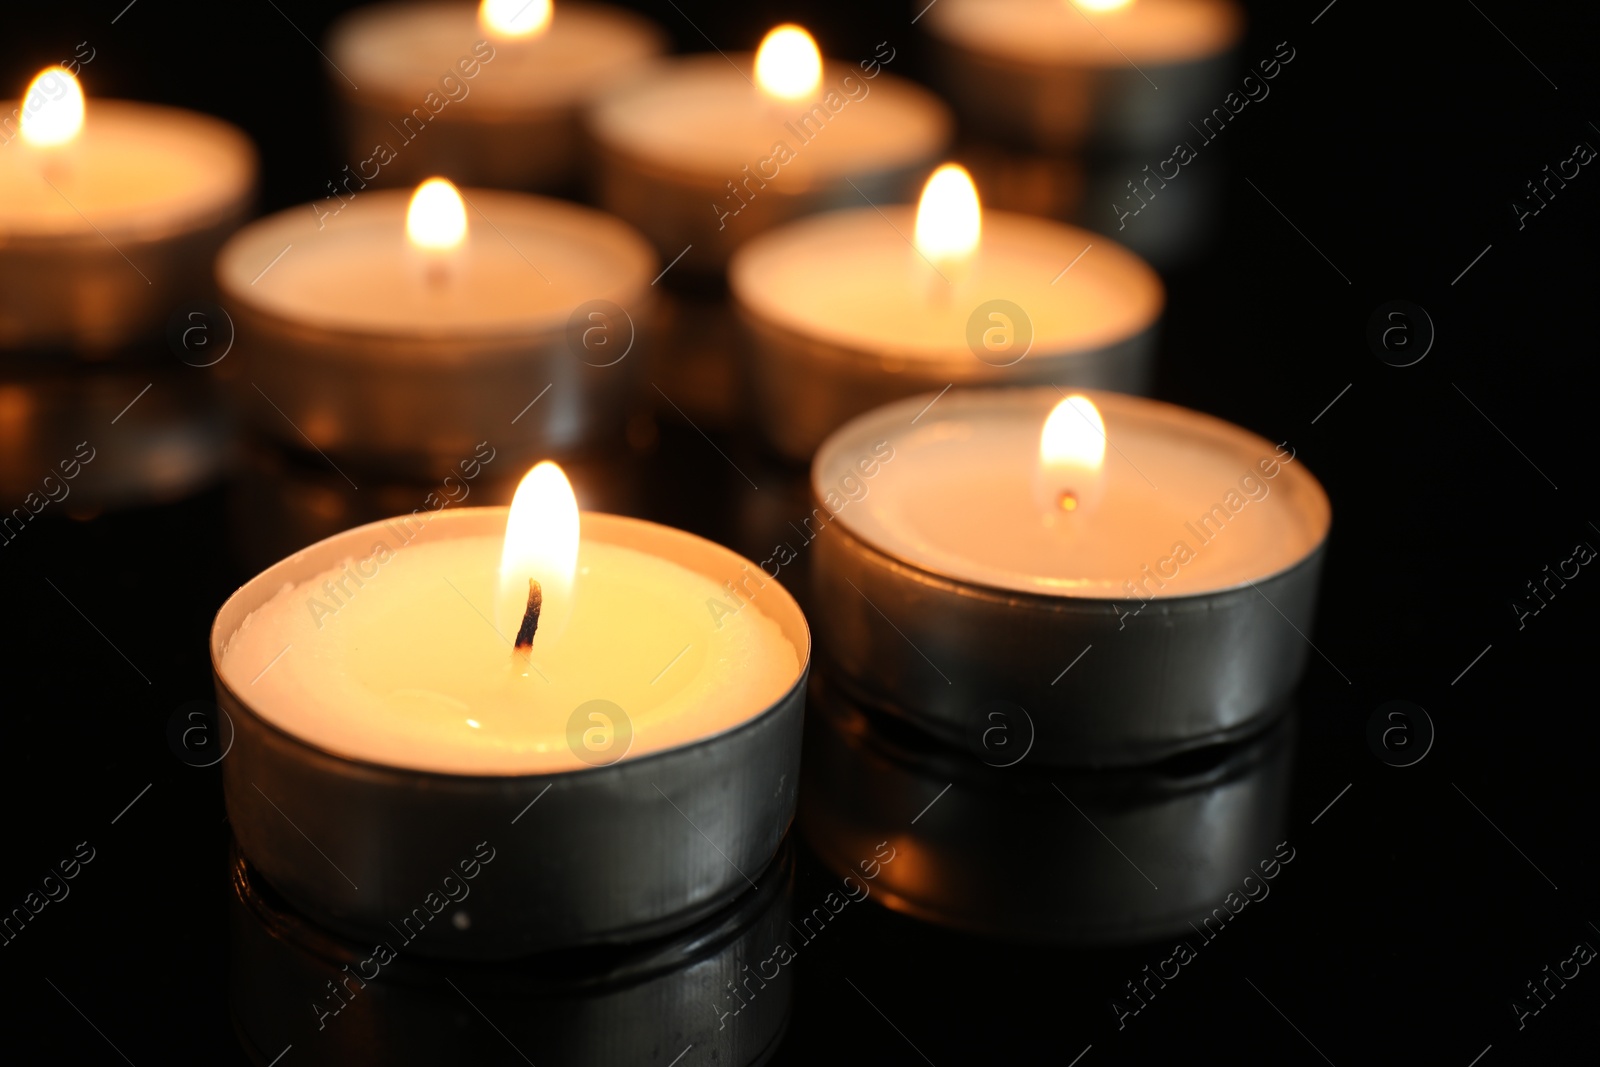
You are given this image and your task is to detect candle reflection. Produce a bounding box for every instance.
[228,839,796,1066]
[799,675,1295,944]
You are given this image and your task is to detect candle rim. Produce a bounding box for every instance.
[211,507,811,781]
[216,187,657,343]
[921,0,1246,68]
[587,51,952,181]
[325,0,669,109]
[0,99,257,242]
[811,387,1331,601]
[730,206,1163,361]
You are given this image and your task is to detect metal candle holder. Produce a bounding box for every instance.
[211,508,810,960]
[215,189,655,480]
[920,0,1244,156]
[0,102,255,356]
[809,389,1330,766]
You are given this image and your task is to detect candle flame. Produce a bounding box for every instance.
[19,67,85,148]
[914,164,982,267]
[755,24,822,101]
[406,178,468,251]
[497,461,580,647]
[479,0,553,38]
[1037,395,1107,521]
[1072,0,1135,11]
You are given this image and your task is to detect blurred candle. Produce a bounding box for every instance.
[0,67,255,353]
[326,0,665,191]
[216,180,655,473]
[730,162,1162,460]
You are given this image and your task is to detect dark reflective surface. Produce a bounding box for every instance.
[3,2,1598,1065]
[801,677,1295,945]
[229,840,795,1065]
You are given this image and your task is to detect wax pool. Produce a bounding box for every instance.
[220,532,800,775]
[815,390,1327,596]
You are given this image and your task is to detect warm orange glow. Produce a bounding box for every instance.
[20,67,85,148]
[914,164,982,269]
[497,461,580,646]
[1073,0,1135,12]
[406,178,468,250]
[1037,396,1107,522]
[755,24,822,101]
[479,0,553,38]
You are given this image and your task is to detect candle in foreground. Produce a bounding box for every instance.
[921,0,1245,154]
[216,178,655,473]
[325,0,665,190]
[212,463,810,957]
[588,23,951,276]
[0,66,255,352]
[811,388,1329,764]
[219,463,801,773]
[731,163,1161,460]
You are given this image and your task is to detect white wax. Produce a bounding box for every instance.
[926,0,1243,67]
[730,206,1161,360]
[328,1,664,112]
[0,100,254,239]
[216,188,653,336]
[588,54,949,180]
[220,518,802,774]
[815,389,1328,596]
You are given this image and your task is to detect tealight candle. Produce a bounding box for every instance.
[216,179,655,476]
[587,23,952,277]
[922,0,1244,154]
[0,67,255,354]
[731,164,1161,461]
[212,464,809,957]
[325,0,665,191]
[811,388,1330,765]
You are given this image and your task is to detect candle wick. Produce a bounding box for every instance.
[513,579,542,653]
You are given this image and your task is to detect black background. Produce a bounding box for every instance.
[3,1,1598,1063]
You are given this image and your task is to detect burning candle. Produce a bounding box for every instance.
[0,67,255,353]
[810,388,1330,765]
[212,462,809,957]
[921,0,1245,154]
[325,0,664,191]
[216,178,655,475]
[731,163,1161,461]
[220,462,801,772]
[587,23,951,277]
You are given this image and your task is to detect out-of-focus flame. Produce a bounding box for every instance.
[1073,0,1135,12]
[480,0,553,38]
[755,24,822,100]
[406,178,468,250]
[914,163,982,270]
[20,67,85,148]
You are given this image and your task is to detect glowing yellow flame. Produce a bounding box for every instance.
[20,67,85,148]
[1037,395,1107,521]
[1073,0,1134,12]
[755,24,822,101]
[914,164,982,267]
[406,178,468,250]
[497,461,580,646]
[479,0,553,38]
